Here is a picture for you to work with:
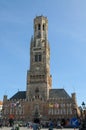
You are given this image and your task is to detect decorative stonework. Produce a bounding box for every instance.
[26,16,52,101]
[2,16,80,123]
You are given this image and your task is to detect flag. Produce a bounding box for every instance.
[10,103,15,108]
[16,101,20,106]
[54,103,59,108]
[14,103,17,107]
[9,114,14,119]
[49,103,53,108]
[10,101,19,107]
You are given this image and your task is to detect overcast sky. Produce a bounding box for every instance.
[0,0,86,106]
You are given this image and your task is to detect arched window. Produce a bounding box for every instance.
[35,53,42,62]
[38,24,41,30]
[39,54,41,61]
[35,87,39,93]
[43,24,45,30]
[35,55,38,62]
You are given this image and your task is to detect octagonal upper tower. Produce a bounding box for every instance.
[34,15,48,40]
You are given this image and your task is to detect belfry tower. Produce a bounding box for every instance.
[2,16,80,122]
[26,16,52,101]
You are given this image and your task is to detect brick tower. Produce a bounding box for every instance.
[26,16,52,101]
[2,16,80,122]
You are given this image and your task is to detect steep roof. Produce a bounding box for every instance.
[9,89,70,100]
[10,91,26,100]
[49,89,71,98]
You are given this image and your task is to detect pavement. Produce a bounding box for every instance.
[0,127,79,130]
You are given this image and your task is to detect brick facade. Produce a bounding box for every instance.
[2,16,80,123]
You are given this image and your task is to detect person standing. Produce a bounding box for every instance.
[33,122,37,130]
[48,119,54,130]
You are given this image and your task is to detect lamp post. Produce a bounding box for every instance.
[82,102,86,119]
[79,102,86,130]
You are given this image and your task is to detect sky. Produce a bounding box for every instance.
[0,0,86,106]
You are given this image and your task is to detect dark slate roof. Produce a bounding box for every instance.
[10,91,26,100]
[49,89,70,98]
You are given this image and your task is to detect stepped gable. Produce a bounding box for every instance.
[49,89,70,98]
[10,91,26,100]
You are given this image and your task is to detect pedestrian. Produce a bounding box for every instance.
[15,123,19,130]
[33,122,37,130]
[48,119,54,130]
[57,121,62,130]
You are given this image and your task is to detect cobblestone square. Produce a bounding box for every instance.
[0,127,79,130]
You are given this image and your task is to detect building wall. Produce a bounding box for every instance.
[2,16,80,122]
[2,94,80,122]
[0,101,3,118]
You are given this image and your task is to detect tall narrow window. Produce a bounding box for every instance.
[43,24,45,30]
[38,24,41,30]
[39,55,41,61]
[38,32,41,38]
[35,55,38,62]
[35,54,42,62]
